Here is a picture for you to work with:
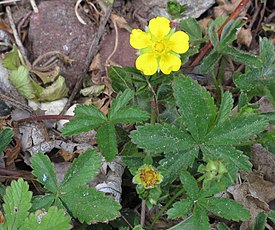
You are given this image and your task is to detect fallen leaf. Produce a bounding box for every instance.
[237,28,252,47]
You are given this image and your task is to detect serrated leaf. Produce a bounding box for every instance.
[8,65,36,100]
[199,197,250,221]
[160,147,199,185]
[193,204,210,230]
[259,37,275,77]
[268,210,275,223]
[173,76,217,142]
[208,20,219,47]
[96,123,117,162]
[167,199,193,219]
[130,123,195,154]
[3,178,32,230]
[223,46,261,68]
[201,145,252,172]
[109,89,134,119]
[220,20,242,46]
[0,128,13,154]
[20,207,71,230]
[60,185,120,224]
[216,92,234,124]
[200,50,222,73]
[30,194,55,212]
[109,106,149,123]
[2,45,20,70]
[253,211,267,230]
[61,149,101,187]
[180,171,200,199]
[179,18,202,43]
[62,104,107,136]
[31,152,58,193]
[205,115,268,145]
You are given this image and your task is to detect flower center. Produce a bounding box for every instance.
[153,42,165,53]
[140,169,160,187]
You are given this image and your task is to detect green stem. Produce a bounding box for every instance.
[149,188,185,230]
[146,76,159,124]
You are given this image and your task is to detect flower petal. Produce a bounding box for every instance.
[148,17,171,39]
[168,31,190,54]
[136,53,158,76]
[130,29,152,49]
[159,53,181,74]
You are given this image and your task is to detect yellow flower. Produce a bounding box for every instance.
[130,17,189,75]
[133,164,163,189]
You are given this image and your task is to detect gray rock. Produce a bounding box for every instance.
[138,0,215,20]
[28,0,96,90]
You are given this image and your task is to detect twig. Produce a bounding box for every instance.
[16,114,75,124]
[248,3,262,29]
[190,0,250,67]
[29,0,39,13]
[60,5,113,115]
[17,11,32,40]
[140,199,146,228]
[0,0,20,4]
[0,94,34,113]
[255,0,267,33]
[6,6,31,68]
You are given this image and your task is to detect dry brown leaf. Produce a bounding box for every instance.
[237,28,252,47]
[199,18,211,35]
[89,53,102,72]
[110,13,131,31]
[0,19,13,35]
[214,0,247,18]
[58,149,75,162]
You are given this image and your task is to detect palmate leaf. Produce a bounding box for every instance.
[200,50,223,73]
[31,152,58,193]
[3,179,32,230]
[180,171,200,200]
[205,115,268,145]
[20,207,71,230]
[173,76,217,142]
[96,123,118,162]
[199,197,250,221]
[61,149,101,187]
[60,185,120,224]
[159,147,199,185]
[130,123,195,154]
[168,216,194,230]
[62,104,107,136]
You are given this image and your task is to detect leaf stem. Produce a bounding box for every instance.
[149,188,185,229]
[146,76,159,124]
[141,199,146,228]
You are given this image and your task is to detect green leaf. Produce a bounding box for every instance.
[96,123,118,162]
[30,194,55,212]
[160,147,199,185]
[109,89,134,119]
[268,210,275,223]
[130,123,195,154]
[167,216,194,230]
[8,65,36,100]
[223,46,261,68]
[220,20,242,46]
[207,20,219,48]
[0,128,13,154]
[2,45,20,70]
[61,149,101,187]
[173,76,217,142]
[20,207,71,230]
[217,222,230,230]
[60,185,120,224]
[193,204,210,230]
[37,76,68,102]
[253,211,267,230]
[200,197,250,221]
[62,104,107,136]
[200,50,222,73]
[180,171,200,199]
[109,107,149,123]
[167,199,193,219]
[3,178,32,230]
[216,92,234,124]
[259,37,275,77]
[201,145,252,172]
[205,115,268,145]
[179,18,202,43]
[31,152,58,193]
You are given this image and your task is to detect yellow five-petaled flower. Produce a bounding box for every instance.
[130,17,189,75]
